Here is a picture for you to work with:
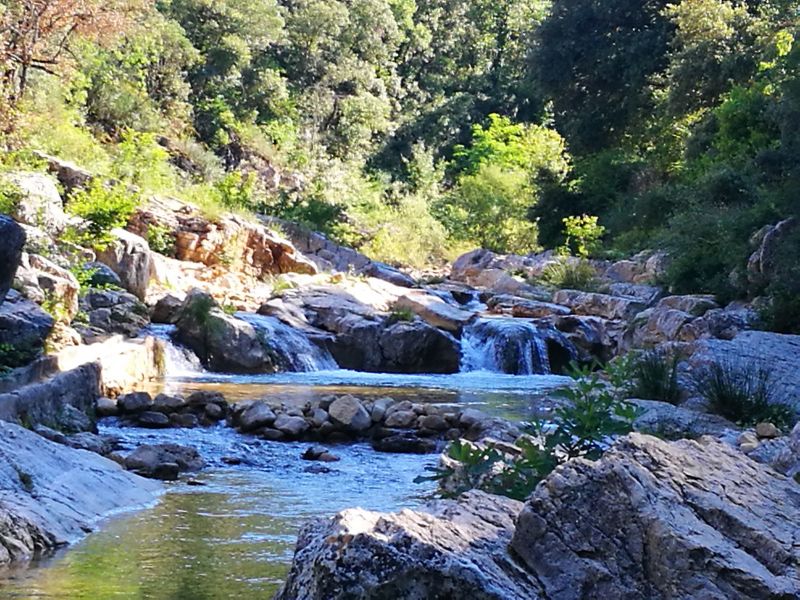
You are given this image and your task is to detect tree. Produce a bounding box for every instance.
[0,0,144,105]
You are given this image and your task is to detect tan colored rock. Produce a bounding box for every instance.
[755,422,781,439]
[394,290,475,333]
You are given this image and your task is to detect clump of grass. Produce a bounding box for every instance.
[387,306,416,324]
[629,350,682,404]
[539,258,598,291]
[693,361,795,427]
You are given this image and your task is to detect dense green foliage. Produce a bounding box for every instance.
[0,0,798,319]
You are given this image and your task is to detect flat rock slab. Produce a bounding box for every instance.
[0,421,161,564]
[395,290,476,332]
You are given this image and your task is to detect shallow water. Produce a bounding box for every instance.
[0,368,570,599]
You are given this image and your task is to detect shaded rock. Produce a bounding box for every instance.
[511,433,800,599]
[630,399,737,440]
[153,393,186,413]
[95,396,118,417]
[85,262,122,288]
[170,413,199,428]
[124,444,203,480]
[65,431,117,456]
[378,320,460,374]
[372,433,437,454]
[607,282,663,306]
[33,152,94,193]
[301,446,340,462]
[79,289,149,338]
[0,420,160,565]
[384,410,417,428]
[150,294,183,324]
[136,411,171,429]
[275,491,532,600]
[755,422,781,439]
[96,228,152,301]
[555,315,625,363]
[747,217,796,288]
[117,392,154,414]
[370,397,395,423]
[274,414,310,437]
[0,289,54,351]
[0,216,25,306]
[327,395,371,432]
[771,422,800,480]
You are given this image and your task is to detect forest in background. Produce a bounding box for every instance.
[1,0,799,331]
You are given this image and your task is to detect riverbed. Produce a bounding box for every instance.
[0,366,569,599]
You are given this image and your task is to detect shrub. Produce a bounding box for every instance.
[561,214,605,258]
[627,350,682,404]
[64,181,139,248]
[540,258,598,291]
[0,180,23,214]
[0,342,40,375]
[693,361,795,427]
[111,129,176,192]
[146,223,175,256]
[387,306,416,324]
[419,364,641,500]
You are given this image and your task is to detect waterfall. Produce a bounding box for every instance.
[141,324,204,377]
[236,313,338,372]
[460,318,553,375]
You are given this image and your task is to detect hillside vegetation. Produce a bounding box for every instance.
[1,0,799,329]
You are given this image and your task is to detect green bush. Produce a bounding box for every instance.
[0,342,40,375]
[693,361,795,427]
[540,258,598,291]
[419,364,641,500]
[627,350,682,404]
[146,223,176,256]
[64,181,139,248]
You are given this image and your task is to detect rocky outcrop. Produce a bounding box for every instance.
[690,331,800,410]
[602,251,670,284]
[511,434,800,599]
[0,172,69,234]
[631,399,738,440]
[555,315,625,362]
[0,216,25,306]
[393,290,475,333]
[0,420,161,564]
[127,197,317,280]
[77,289,150,340]
[96,228,153,300]
[274,491,535,600]
[175,290,275,373]
[450,249,556,298]
[33,152,94,194]
[0,363,101,432]
[747,218,796,289]
[265,217,414,287]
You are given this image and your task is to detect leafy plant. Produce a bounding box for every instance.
[64,181,138,248]
[146,223,175,256]
[0,180,23,215]
[419,363,641,500]
[387,306,416,324]
[0,342,40,375]
[561,214,605,258]
[693,361,795,427]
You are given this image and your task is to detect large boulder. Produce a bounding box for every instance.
[0,216,25,306]
[511,434,800,599]
[274,491,534,600]
[78,289,149,339]
[175,290,274,373]
[0,420,161,565]
[327,395,371,432]
[747,218,796,289]
[96,228,152,301]
[123,443,203,480]
[377,320,460,374]
[0,172,68,234]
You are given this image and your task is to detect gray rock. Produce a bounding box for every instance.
[0,290,54,350]
[370,397,395,423]
[136,411,171,428]
[124,443,203,479]
[150,294,183,324]
[372,433,438,454]
[1,172,68,233]
[275,491,533,600]
[170,413,199,428]
[394,290,475,333]
[95,397,118,417]
[0,420,160,565]
[771,422,800,480]
[153,393,186,413]
[274,414,310,437]
[117,392,153,414]
[85,262,122,288]
[0,216,25,306]
[656,294,718,317]
[327,395,371,432]
[511,433,800,599]
[96,228,152,301]
[630,399,738,440]
[747,217,796,288]
[238,401,277,432]
[553,289,646,321]
[384,410,416,428]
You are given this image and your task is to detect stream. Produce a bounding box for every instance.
[0,323,570,599]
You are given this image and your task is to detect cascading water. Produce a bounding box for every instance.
[141,324,204,377]
[460,318,553,375]
[236,313,338,372]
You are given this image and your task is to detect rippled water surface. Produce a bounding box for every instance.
[0,368,569,599]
